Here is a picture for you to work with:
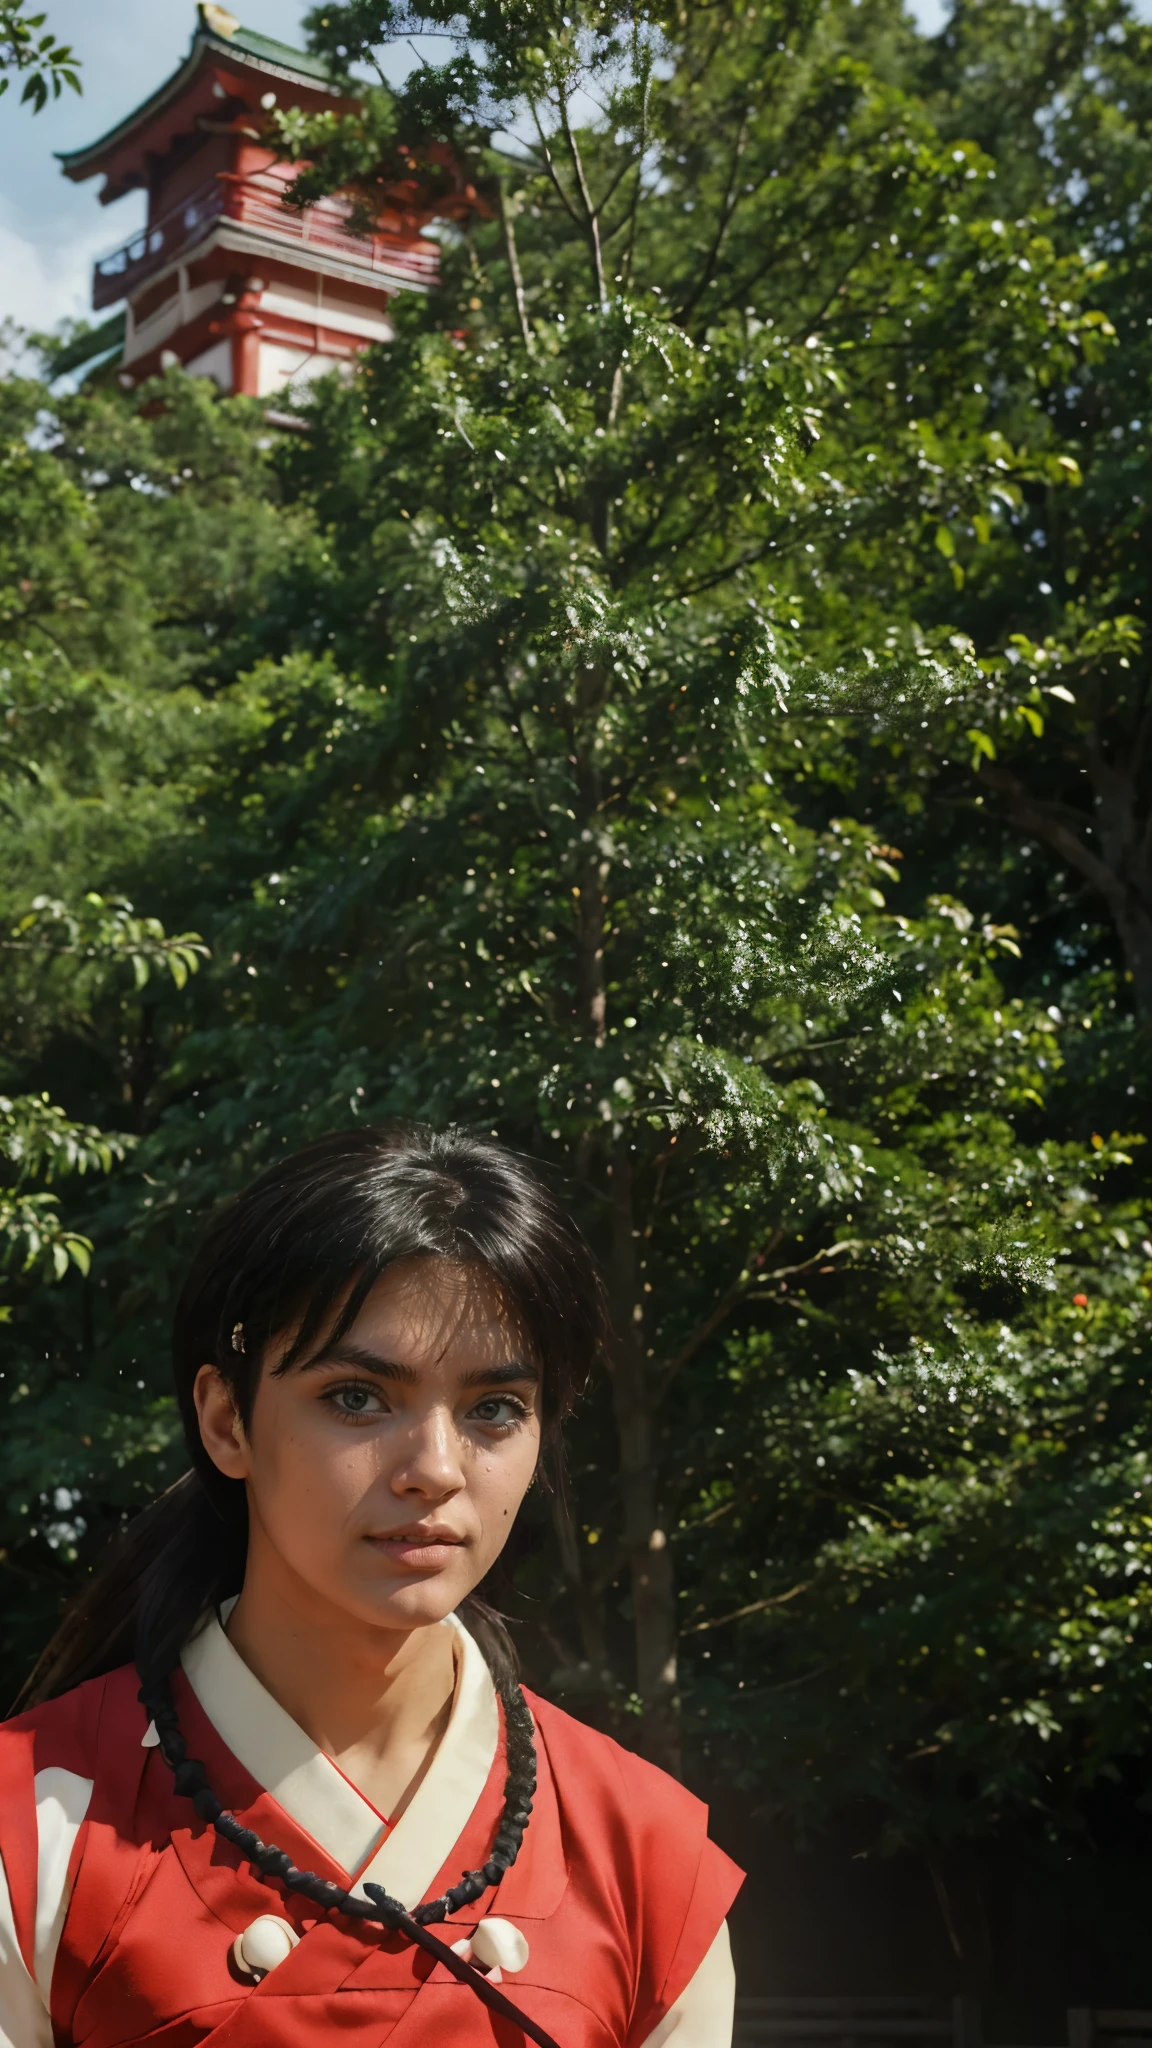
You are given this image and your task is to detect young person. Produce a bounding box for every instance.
[0,1125,742,2048]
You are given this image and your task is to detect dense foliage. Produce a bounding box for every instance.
[4,0,1152,1883]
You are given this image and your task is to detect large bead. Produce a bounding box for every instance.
[232,1915,299,1978]
[471,1918,529,1974]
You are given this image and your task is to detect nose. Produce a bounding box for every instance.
[389,1403,466,1501]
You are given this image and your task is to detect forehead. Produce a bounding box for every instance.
[334,1257,529,1366]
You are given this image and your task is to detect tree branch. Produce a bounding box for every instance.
[674,112,749,325]
[556,85,606,301]
[528,100,583,226]
[656,1235,864,1394]
[682,1580,810,1633]
[498,180,534,355]
[977,757,1120,904]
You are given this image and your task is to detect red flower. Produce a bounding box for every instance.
[1073,1293,1089,1308]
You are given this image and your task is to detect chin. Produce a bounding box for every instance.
[355,1575,469,1632]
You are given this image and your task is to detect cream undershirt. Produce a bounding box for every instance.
[0,1613,733,2046]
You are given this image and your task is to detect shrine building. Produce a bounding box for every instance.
[57,2,466,397]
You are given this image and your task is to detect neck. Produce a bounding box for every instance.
[224,1542,458,1820]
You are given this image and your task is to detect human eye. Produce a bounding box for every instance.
[322,1380,387,1422]
[467,1393,531,1435]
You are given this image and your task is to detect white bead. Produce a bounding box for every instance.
[233,1915,299,1977]
[471,1918,529,1974]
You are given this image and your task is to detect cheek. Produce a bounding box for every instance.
[247,1399,377,1539]
[470,1427,541,1526]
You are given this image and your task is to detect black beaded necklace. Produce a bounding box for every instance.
[138,1664,563,2048]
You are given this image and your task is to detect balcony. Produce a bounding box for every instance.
[92,168,440,311]
[93,178,226,309]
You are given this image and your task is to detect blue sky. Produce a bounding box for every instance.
[0,0,954,336]
[0,1,312,332]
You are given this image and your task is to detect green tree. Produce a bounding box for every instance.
[122,0,1123,1783]
[927,0,1152,1012]
[786,0,1152,1018]
[0,365,303,1668]
[0,2,78,110]
[4,0,1152,1874]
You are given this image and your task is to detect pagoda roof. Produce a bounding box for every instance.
[57,4,351,203]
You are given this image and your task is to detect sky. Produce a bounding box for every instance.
[0,0,961,338]
[0,0,311,334]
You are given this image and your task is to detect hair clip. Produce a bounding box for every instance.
[231,1322,245,1354]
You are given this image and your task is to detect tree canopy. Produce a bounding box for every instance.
[3,0,1152,1886]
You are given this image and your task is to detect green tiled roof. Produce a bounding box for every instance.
[217,22,335,85]
[57,8,338,176]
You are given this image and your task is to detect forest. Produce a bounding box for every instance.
[3,0,1152,2009]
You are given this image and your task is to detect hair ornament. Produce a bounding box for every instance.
[231,1321,245,1354]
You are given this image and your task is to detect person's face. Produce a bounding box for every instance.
[194,1258,542,1634]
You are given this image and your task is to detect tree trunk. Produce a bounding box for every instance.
[566,663,679,1765]
[979,752,1152,1017]
[1090,747,1152,1014]
[1109,885,1152,1017]
[572,663,609,1043]
[574,857,607,1043]
[606,1149,682,1776]
[548,1477,609,1676]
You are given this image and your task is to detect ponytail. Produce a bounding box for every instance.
[14,1122,603,1712]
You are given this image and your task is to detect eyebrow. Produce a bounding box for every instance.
[297,1341,540,1390]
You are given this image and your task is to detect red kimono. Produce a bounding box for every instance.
[0,1614,742,2048]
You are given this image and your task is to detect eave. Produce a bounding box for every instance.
[56,9,352,204]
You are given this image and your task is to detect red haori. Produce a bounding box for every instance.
[0,1663,742,2048]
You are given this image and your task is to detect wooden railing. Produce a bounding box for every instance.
[93,178,226,309]
[92,168,439,310]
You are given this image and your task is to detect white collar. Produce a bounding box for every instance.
[179,1606,500,1911]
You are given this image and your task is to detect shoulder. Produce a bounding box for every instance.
[522,1679,717,1875]
[0,1666,129,1780]
[0,1662,146,1835]
[0,1667,129,1870]
[523,1691,743,2032]
[0,1669,134,1991]
[524,1690,711,1837]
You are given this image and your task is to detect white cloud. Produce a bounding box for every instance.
[0,200,129,335]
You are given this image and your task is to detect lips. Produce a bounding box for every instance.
[365,1526,467,1569]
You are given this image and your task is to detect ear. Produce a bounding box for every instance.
[193,1363,251,1480]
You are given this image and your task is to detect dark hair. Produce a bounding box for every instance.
[20,1123,605,1708]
